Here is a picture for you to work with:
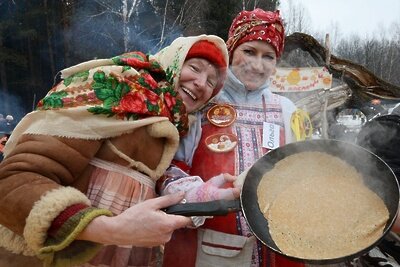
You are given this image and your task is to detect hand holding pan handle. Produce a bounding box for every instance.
[164,199,241,216]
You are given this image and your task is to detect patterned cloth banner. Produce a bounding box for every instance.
[270,67,332,92]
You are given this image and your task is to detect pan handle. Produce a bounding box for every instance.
[164,199,241,216]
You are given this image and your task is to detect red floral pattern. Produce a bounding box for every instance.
[36,51,189,136]
[142,73,159,89]
[113,91,147,114]
[164,92,176,110]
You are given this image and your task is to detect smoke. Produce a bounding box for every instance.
[356,117,400,164]
[336,139,397,212]
[0,90,26,129]
[2,1,186,131]
[65,1,182,63]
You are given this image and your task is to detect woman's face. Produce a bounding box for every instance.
[176,58,218,113]
[231,40,277,91]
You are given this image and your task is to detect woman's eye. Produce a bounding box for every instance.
[263,54,275,60]
[207,79,216,88]
[190,65,199,72]
[243,49,254,55]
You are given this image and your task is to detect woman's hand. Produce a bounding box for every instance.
[233,168,249,188]
[78,192,192,247]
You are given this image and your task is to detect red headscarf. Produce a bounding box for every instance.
[185,40,227,98]
[226,9,285,58]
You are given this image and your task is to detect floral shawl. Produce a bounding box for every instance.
[4,35,228,156]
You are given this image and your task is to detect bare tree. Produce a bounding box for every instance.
[61,0,73,66]
[168,0,210,35]
[44,0,56,77]
[158,0,169,46]
[334,25,400,87]
[326,21,342,51]
[155,0,206,49]
[385,22,400,84]
[121,0,141,52]
[241,0,278,11]
[88,0,141,52]
[0,35,9,112]
[282,0,311,35]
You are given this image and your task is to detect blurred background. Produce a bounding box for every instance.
[0,0,399,140]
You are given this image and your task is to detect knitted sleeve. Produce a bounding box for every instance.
[39,203,112,267]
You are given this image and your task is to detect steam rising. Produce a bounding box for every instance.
[0,90,26,130]
[66,1,182,62]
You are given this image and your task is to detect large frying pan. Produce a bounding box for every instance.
[166,139,400,264]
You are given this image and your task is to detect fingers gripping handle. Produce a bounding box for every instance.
[164,199,241,216]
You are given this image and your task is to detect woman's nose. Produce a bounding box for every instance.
[250,56,263,72]
[194,74,207,90]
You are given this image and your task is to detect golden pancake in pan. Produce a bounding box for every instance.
[257,151,389,259]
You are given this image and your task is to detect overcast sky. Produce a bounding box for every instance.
[278,0,400,38]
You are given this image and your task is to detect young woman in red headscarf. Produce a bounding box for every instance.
[163,9,304,267]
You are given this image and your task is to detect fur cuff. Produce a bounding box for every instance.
[24,186,91,252]
[0,225,35,256]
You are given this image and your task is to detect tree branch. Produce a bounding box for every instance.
[284,32,400,103]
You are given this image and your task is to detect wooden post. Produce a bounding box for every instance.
[321,33,331,139]
[321,90,329,139]
[325,33,331,66]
